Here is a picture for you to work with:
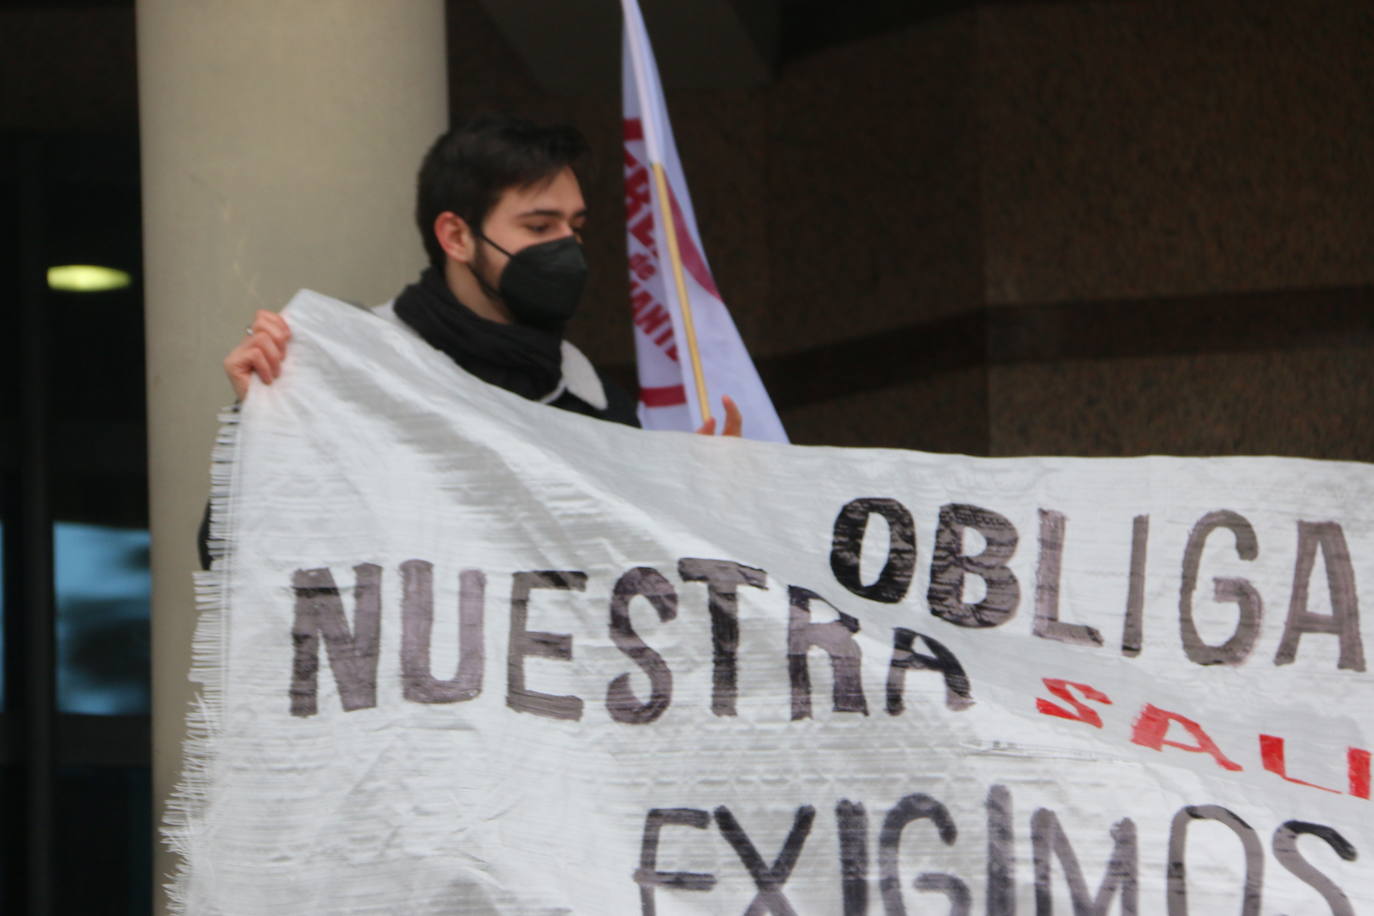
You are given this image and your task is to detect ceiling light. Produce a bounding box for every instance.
[47,264,132,292]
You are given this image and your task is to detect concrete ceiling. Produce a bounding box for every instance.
[476,0,779,93]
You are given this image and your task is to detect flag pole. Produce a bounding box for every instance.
[621,0,712,425]
[650,162,712,423]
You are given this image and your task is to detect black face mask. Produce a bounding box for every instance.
[475,234,588,329]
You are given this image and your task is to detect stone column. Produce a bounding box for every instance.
[136,2,446,910]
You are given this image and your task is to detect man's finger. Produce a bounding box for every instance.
[224,342,256,377]
[695,417,716,436]
[256,325,288,349]
[255,309,291,340]
[721,396,742,437]
[248,349,277,384]
[225,345,261,400]
[253,334,284,371]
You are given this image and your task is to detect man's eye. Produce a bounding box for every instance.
[527,223,551,234]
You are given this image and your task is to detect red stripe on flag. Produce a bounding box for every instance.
[640,384,687,407]
[665,184,722,299]
[623,118,643,141]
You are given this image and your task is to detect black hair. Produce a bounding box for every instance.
[415,115,589,268]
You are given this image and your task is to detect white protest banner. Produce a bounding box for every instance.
[169,291,1372,914]
[620,0,788,441]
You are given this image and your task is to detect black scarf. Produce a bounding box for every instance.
[392,266,564,401]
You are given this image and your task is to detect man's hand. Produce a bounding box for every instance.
[695,395,743,437]
[224,309,291,401]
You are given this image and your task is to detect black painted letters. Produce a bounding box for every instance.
[290,563,382,717]
[830,497,917,603]
[507,570,587,721]
[927,504,1020,628]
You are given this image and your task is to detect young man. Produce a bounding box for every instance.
[224,115,739,432]
[207,116,737,568]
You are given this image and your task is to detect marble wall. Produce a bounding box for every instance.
[447,0,1373,459]
[979,0,1374,459]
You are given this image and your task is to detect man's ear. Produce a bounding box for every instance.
[434,211,477,264]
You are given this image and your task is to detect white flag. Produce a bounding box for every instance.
[621,0,788,441]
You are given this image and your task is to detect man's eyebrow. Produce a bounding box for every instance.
[516,207,589,220]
